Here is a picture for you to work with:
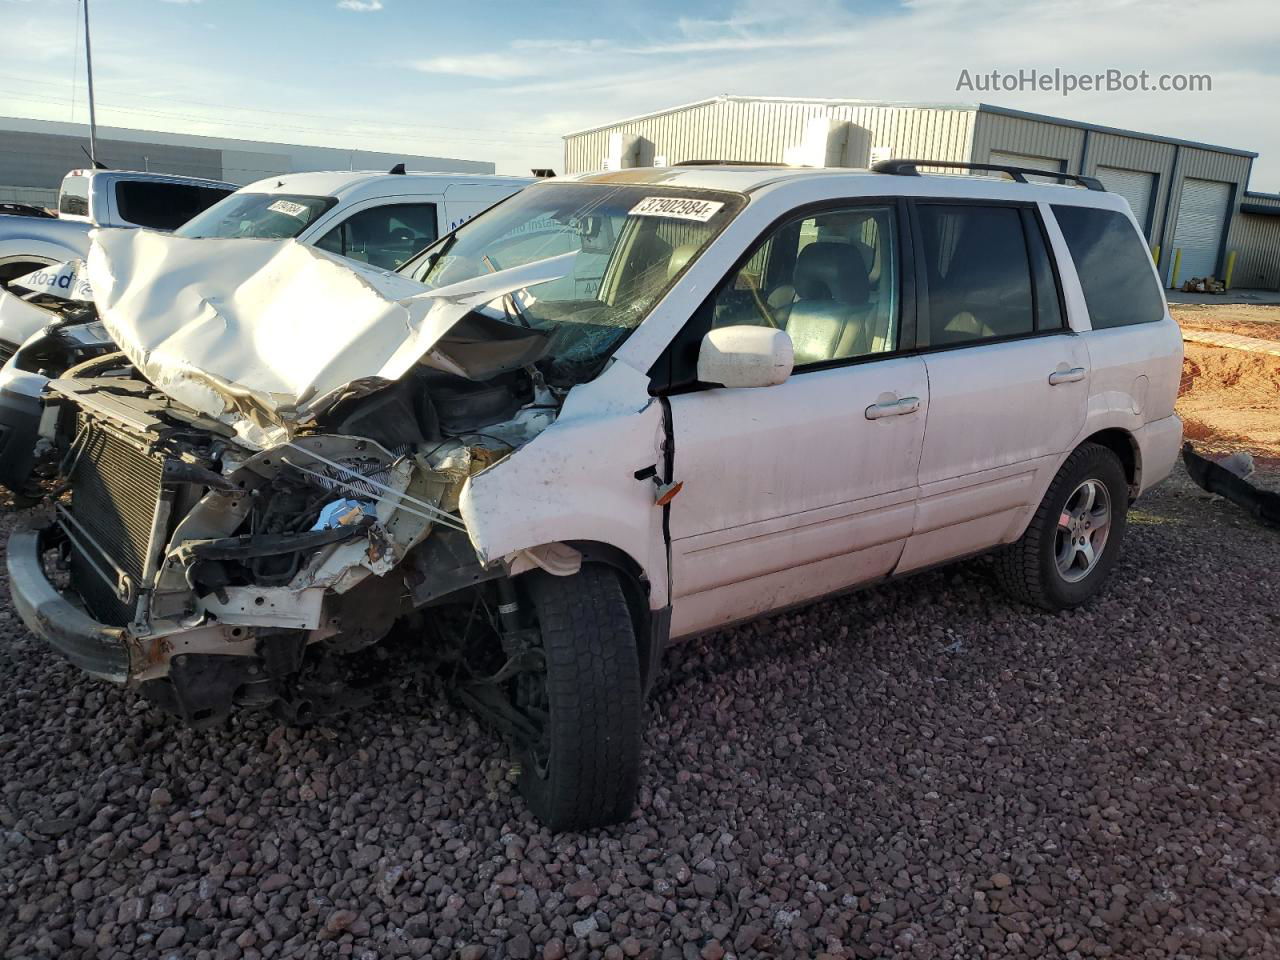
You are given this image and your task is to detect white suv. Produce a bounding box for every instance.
[8,161,1182,830]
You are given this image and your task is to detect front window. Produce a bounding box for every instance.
[314,202,438,270]
[176,193,337,240]
[711,204,901,366]
[401,182,744,384]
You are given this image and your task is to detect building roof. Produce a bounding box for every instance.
[563,95,1257,159]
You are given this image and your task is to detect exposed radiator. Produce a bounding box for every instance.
[66,418,165,626]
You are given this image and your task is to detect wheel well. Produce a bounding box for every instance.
[562,541,662,697]
[1082,429,1139,494]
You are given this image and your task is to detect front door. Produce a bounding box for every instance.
[661,201,929,638]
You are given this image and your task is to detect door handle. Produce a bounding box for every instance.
[1048,366,1086,385]
[865,396,921,420]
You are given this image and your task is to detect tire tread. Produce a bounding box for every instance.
[524,565,642,830]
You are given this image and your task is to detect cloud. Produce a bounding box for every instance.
[409,55,536,80]
[336,0,382,10]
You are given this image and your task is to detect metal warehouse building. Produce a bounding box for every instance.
[564,96,1280,290]
[0,115,494,209]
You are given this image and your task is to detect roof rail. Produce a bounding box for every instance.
[673,159,786,167]
[872,158,1104,191]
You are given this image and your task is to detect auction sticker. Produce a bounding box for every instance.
[628,196,724,222]
[267,199,310,219]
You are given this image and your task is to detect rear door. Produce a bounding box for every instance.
[898,200,1088,573]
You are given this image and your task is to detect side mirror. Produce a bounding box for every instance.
[697,325,793,388]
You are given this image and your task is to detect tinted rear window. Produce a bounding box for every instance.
[59,175,90,216]
[115,181,236,230]
[1052,205,1164,329]
[917,204,1035,345]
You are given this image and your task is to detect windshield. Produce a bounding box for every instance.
[400,182,744,384]
[176,193,336,239]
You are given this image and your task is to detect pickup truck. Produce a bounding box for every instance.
[0,168,238,291]
[0,170,533,499]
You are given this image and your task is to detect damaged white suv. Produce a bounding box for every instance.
[9,161,1183,829]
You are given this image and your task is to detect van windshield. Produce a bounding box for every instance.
[176,193,336,239]
[400,182,744,383]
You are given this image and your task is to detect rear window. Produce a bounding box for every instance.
[1052,205,1164,329]
[114,181,236,230]
[59,175,90,217]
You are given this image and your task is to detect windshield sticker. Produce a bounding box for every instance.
[628,196,725,222]
[267,199,310,219]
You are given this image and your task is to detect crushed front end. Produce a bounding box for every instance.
[9,355,555,727]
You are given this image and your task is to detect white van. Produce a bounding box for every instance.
[175,169,535,271]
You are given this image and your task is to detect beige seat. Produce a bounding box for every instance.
[780,242,872,364]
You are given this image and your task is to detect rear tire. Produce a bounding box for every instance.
[994,442,1129,610]
[518,565,642,831]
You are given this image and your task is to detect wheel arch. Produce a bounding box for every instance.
[518,539,668,700]
[1079,427,1141,498]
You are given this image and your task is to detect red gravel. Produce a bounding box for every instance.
[1,464,1278,959]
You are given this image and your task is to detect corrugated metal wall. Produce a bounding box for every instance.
[0,185,58,207]
[564,96,1275,287]
[0,129,223,189]
[562,97,975,172]
[1083,133,1175,242]
[1231,207,1280,290]
[826,104,974,167]
[972,112,1253,281]
[0,122,495,200]
[970,112,1084,173]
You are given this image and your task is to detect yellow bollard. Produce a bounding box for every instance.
[1224,250,1237,289]
[1151,244,1161,266]
[1170,248,1183,289]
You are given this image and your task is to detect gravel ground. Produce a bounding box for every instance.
[2,465,1279,960]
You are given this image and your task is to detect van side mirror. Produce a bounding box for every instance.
[697,325,793,388]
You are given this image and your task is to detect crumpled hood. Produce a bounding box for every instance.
[85,229,570,450]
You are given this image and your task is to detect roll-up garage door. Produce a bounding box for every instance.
[1170,178,1230,284]
[988,151,1066,183]
[1095,166,1155,236]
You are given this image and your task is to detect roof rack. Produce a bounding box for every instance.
[873,158,1104,191]
[673,159,786,167]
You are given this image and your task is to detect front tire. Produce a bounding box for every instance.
[994,442,1129,610]
[518,565,643,831]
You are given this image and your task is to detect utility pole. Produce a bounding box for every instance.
[83,0,99,166]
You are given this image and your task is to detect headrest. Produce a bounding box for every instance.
[793,242,869,304]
